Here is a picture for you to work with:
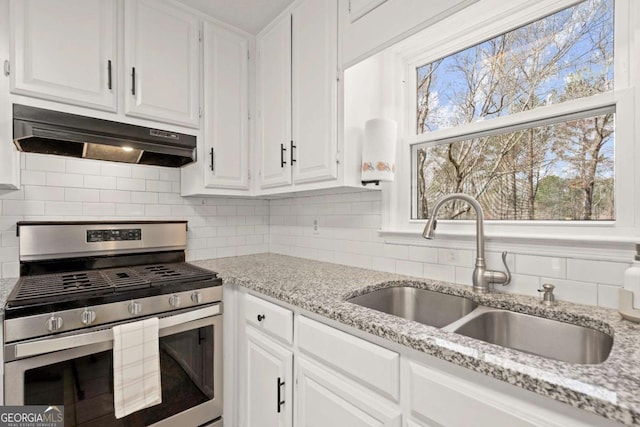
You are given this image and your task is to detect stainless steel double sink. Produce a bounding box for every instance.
[347,286,613,365]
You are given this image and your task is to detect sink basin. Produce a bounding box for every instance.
[347,286,477,328]
[450,307,613,364]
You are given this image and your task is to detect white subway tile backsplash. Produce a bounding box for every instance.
[4,200,45,216]
[455,266,474,286]
[516,254,566,279]
[99,190,131,203]
[438,248,473,267]
[47,172,85,188]
[42,202,82,219]
[83,202,116,217]
[84,175,117,190]
[65,188,100,202]
[396,260,424,277]
[598,284,621,309]
[145,204,171,217]
[115,204,145,217]
[25,185,65,201]
[117,177,146,191]
[101,163,131,178]
[159,169,180,181]
[21,170,46,185]
[506,274,541,298]
[146,180,173,193]
[408,246,438,263]
[383,244,409,260]
[2,262,19,278]
[27,154,65,172]
[131,167,160,180]
[567,259,627,286]
[131,191,158,204]
[66,158,102,176]
[423,263,456,282]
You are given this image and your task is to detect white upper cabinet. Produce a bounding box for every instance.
[347,0,389,23]
[340,0,478,67]
[202,22,249,190]
[124,0,201,128]
[257,0,338,191]
[10,0,117,111]
[291,0,338,185]
[257,14,292,189]
[1,0,19,189]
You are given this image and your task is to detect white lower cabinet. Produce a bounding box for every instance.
[296,356,401,427]
[245,326,293,427]
[233,290,622,427]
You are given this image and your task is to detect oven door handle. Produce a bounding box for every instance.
[11,304,222,359]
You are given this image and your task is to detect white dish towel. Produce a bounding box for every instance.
[113,317,162,419]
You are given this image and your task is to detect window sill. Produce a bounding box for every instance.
[378,226,637,261]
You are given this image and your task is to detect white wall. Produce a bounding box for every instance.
[0,153,269,278]
[269,190,630,309]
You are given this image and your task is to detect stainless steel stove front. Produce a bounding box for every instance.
[5,304,224,427]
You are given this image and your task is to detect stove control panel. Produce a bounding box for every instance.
[87,228,142,243]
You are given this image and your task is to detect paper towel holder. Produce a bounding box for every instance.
[361,118,398,186]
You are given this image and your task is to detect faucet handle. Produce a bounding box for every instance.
[500,251,511,286]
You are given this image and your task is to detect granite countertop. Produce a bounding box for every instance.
[0,278,18,314]
[193,253,640,426]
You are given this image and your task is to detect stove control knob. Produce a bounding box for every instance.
[169,294,181,308]
[81,309,97,325]
[45,316,63,333]
[128,301,142,316]
[191,291,203,304]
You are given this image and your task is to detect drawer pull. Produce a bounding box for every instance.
[257,314,266,322]
[277,377,285,413]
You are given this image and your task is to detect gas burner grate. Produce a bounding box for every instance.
[133,263,214,285]
[100,268,149,291]
[11,270,112,304]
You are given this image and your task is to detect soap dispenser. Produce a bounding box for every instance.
[619,244,640,323]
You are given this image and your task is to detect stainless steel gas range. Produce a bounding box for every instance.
[4,221,223,427]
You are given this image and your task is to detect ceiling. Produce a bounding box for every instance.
[175,0,296,34]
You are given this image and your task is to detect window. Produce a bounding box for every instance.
[411,0,615,222]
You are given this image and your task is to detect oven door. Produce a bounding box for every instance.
[4,305,222,427]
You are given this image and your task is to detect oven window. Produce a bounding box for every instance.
[23,326,215,426]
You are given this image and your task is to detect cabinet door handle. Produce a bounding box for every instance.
[131,67,136,96]
[280,144,287,168]
[107,60,112,90]
[210,147,215,172]
[291,141,296,164]
[276,377,285,413]
[257,314,265,322]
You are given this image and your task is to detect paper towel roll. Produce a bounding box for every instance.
[362,118,398,182]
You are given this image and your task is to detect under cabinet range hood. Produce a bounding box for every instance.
[13,104,197,167]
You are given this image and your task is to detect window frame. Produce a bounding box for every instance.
[381,0,639,245]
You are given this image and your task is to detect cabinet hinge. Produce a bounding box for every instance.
[248,170,251,180]
[348,0,352,13]
[199,28,203,42]
[248,110,251,121]
[3,60,9,76]
[199,107,203,118]
[247,49,250,60]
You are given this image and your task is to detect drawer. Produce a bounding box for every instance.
[297,316,400,401]
[244,293,293,345]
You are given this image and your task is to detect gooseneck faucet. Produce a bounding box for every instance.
[422,193,511,293]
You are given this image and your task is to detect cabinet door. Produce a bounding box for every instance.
[245,327,293,427]
[202,22,249,190]
[257,15,292,189]
[296,356,402,427]
[348,0,389,22]
[10,0,116,111]
[291,0,338,184]
[124,0,200,128]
